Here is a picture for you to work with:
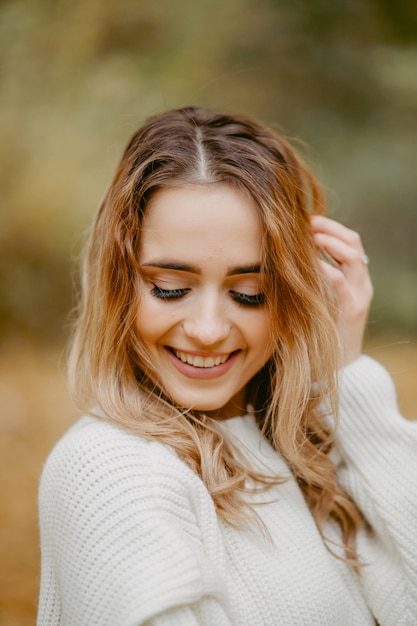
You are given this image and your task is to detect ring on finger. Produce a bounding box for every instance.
[361,254,370,266]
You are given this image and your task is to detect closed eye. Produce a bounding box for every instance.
[230,291,265,306]
[150,284,190,300]
[150,284,265,305]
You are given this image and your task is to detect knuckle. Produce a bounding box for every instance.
[349,231,361,246]
[333,271,345,287]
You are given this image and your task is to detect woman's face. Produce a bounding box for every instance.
[136,183,274,419]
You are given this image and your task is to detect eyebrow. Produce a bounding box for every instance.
[141,261,261,276]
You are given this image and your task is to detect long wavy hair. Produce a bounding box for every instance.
[69,106,363,565]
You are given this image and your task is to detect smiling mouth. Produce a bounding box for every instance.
[171,348,233,368]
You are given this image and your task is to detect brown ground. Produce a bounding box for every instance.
[0,335,416,625]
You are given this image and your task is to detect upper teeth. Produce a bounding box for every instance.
[173,350,229,368]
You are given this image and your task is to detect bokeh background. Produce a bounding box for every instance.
[1,1,416,623]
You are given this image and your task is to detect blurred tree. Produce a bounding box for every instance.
[0,0,416,340]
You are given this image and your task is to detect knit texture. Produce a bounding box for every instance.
[38,356,417,625]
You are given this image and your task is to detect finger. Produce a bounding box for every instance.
[310,215,364,251]
[318,257,373,319]
[318,257,351,290]
[313,232,364,269]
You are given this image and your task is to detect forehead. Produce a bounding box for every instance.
[140,184,263,263]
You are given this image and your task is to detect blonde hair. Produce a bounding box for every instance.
[69,107,363,565]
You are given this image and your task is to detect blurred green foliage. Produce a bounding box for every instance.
[1,0,416,341]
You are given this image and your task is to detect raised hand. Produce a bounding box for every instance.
[310,215,374,365]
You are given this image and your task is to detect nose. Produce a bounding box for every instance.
[183,291,231,346]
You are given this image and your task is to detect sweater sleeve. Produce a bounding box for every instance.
[334,355,417,626]
[37,418,232,626]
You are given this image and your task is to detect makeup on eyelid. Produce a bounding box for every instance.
[141,267,265,305]
[148,284,265,305]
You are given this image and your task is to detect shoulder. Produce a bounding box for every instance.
[44,413,174,460]
[339,354,399,410]
[335,354,417,461]
[43,414,189,475]
[340,354,396,391]
[38,417,228,624]
[39,415,206,525]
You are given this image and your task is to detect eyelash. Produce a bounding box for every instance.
[230,291,265,307]
[150,285,265,307]
[150,285,190,300]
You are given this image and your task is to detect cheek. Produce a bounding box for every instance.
[135,294,178,346]
[245,309,275,359]
[251,309,273,340]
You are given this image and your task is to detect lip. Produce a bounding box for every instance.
[170,348,231,357]
[164,347,240,380]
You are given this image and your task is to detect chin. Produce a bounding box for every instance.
[172,394,229,413]
[183,400,226,412]
[179,398,243,420]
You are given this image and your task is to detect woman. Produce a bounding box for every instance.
[38,107,417,625]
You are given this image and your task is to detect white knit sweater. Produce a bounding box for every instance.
[38,356,417,625]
